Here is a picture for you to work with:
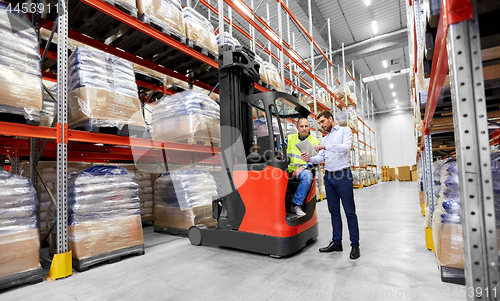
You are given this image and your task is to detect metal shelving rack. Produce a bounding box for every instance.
[409,0,500,295]
[0,0,380,281]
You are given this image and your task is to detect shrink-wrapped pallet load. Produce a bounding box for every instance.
[67,47,146,134]
[0,169,42,284]
[0,7,43,124]
[154,169,218,230]
[47,166,144,267]
[216,31,241,47]
[152,90,220,146]
[263,61,284,92]
[136,0,186,41]
[183,7,217,56]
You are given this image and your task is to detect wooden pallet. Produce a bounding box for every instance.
[353,184,363,189]
[440,266,465,285]
[173,137,221,147]
[73,122,148,138]
[0,109,40,126]
[0,267,44,291]
[139,14,186,44]
[73,244,145,272]
[186,39,217,61]
[154,225,188,237]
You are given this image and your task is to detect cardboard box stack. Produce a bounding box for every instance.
[381,166,396,181]
[398,166,411,181]
[47,166,144,260]
[154,169,218,230]
[67,47,147,134]
[152,90,220,145]
[136,0,185,41]
[411,164,418,181]
[0,169,41,280]
[0,8,43,124]
[183,7,217,56]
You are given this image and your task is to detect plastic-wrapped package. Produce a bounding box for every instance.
[263,61,284,92]
[47,166,144,259]
[136,0,186,41]
[67,47,146,131]
[335,110,348,127]
[0,169,41,278]
[216,32,241,47]
[154,169,218,229]
[183,7,217,56]
[255,55,269,85]
[0,6,43,124]
[152,90,220,145]
[19,161,89,239]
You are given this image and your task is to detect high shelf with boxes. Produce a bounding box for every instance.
[0,0,381,288]
[408,0,500,292]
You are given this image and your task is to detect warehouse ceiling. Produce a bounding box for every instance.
[192,0,409,114]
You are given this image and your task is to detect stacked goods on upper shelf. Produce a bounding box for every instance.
[255,55,269,87]
[263,61,284,92]
[19,161,89,241]
[152,90,220,146]
[135,170,154,221]
[154,169,218,230]
[0,169,42,282]
[216,31,241,48]
[347,106,358,132]
[136,0,186,42]
[0,7,43,125]
[333,86,356,107]
[67,47,147,136]
[40,86,56,127]
[47,166,144,261]
[183,7,217,56]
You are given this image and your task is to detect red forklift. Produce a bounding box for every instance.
[188,45,318,258]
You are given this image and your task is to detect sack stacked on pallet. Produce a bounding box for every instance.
[19,161,88,241]
[183,7,218,56]
[0,6,43,124]
[67,47,146,134]
[136,0,186,41]
[431,158,464,273]
[0,169,41,279]
[152,90,220,145]
[154,169,218,230]
[136,170,154,219]
[216,32,241,48]
[47,166,144,260]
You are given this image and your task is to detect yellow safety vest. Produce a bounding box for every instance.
[287,133,320,173]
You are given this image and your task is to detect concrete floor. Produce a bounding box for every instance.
[1,181,463,301]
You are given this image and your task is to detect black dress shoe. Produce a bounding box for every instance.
[350,247,360,259]
[319,242,343,252]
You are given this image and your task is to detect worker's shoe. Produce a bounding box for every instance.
[319,242,343,252]
[349,247,360,260]
[291,205,306,217]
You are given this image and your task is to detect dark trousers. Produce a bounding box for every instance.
[324,169,360,247]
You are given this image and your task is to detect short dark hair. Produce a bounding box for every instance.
[317,111,333,120]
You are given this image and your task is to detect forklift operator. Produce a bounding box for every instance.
[287,118,320,216]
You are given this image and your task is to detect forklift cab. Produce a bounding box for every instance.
[188,46,318,257]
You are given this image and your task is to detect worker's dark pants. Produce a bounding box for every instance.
[324,168,360,247]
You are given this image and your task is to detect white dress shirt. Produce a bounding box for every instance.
[303,125,352,172]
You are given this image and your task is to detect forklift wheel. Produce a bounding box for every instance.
[188,226,203,246]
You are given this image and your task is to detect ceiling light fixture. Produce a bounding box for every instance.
[394,99,398,103]
[392,92,396,97]
[387,72,392,80]
[371,21,378,34]
[390,83,394,89]
[382,60,388,68]
[365,0,371,6]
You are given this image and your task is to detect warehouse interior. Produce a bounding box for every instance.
[0,0,499,300]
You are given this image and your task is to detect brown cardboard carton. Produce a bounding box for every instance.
[154,204,217,230]
[0,65,43,112]
[152,113,220,144]
[411,170,418,181]
[68,215,144,260]
[389,168,396,181]
[411,164,417,171]
[68,87,146,129]
[398,166,411,181]
[0,229,41,278]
